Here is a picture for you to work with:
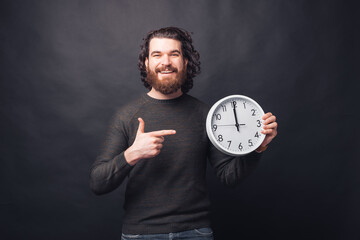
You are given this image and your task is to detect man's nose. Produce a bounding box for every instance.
[161,55,171,66]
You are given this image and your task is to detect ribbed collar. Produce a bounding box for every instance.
[142,93,186,104]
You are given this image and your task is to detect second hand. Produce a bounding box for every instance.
[217,124,246,126]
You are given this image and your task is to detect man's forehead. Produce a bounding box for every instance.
[149,38,182,52]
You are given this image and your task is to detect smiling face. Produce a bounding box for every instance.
[145,38,188,95]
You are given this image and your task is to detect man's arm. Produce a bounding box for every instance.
[207,112,277,187]
[208,145,262,187]
[89,111,133,195]
[90,114,176,195]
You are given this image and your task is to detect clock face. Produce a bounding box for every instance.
[206,95,265,156]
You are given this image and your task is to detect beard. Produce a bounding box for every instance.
[146,65,187,95]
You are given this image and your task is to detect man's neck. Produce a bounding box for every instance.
[147,88,183,100]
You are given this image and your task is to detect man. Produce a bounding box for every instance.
[90,27,277,240]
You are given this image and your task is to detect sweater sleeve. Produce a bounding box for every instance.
[207,142,262,187]
[90,110,133,195]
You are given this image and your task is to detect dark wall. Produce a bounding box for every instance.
[1,0,358,239]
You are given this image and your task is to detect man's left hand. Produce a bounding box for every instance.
[257,112,278,151]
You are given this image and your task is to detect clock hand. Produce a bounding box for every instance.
[217,124,234,126]
[232,101,240,132]
[216,124,246,127]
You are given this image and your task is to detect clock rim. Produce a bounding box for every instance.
[206,94,266,156]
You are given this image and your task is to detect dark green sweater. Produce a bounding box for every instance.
[90,93,261,234]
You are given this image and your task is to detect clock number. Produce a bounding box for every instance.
[238,143,243,151]
[227,140,232,149]
[248,139,253,147]
[257,120,261,127]
[214,114,221,120]
[217,135,223,142]
[231,101,237,108]
[243,102,246,109]
[251,109,256,116]
[221,104,227,112]
[255,131,259,138]
[212,124,218,132]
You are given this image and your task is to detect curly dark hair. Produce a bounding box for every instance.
[138,27,201,93]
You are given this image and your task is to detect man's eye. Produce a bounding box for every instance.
[153,54,160,57]
[171,54,179,57]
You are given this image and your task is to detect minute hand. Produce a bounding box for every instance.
[233,106,240,132]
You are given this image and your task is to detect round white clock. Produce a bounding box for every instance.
[206,95,266,156]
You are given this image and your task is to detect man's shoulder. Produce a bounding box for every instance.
[184,94,210,112]
[112,94,148,122]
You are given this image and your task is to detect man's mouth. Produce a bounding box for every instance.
[156,67,178,75]
[159,70,175,74]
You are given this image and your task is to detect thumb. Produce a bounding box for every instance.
[137,118,145,135]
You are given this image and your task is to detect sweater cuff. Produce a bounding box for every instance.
[113,152,134,175]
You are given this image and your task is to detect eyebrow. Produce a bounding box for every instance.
[150,50,181,56]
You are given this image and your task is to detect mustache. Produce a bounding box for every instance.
[155,65,178,73]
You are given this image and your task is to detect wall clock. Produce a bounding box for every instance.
[206,95,265,156]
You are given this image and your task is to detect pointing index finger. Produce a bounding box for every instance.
[150,130,176,137]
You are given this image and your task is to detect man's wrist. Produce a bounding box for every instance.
[124,147,140,166]
[255,145,268,153]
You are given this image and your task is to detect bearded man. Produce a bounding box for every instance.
[90,27,278,240]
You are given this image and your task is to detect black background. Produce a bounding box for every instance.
[1,0,358,239]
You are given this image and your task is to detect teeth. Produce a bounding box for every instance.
[160,71,173,73]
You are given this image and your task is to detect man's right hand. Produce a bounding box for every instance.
[124,118,176,166]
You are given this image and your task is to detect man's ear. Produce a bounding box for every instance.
[145,58,149,70]
[184,58,188,67]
